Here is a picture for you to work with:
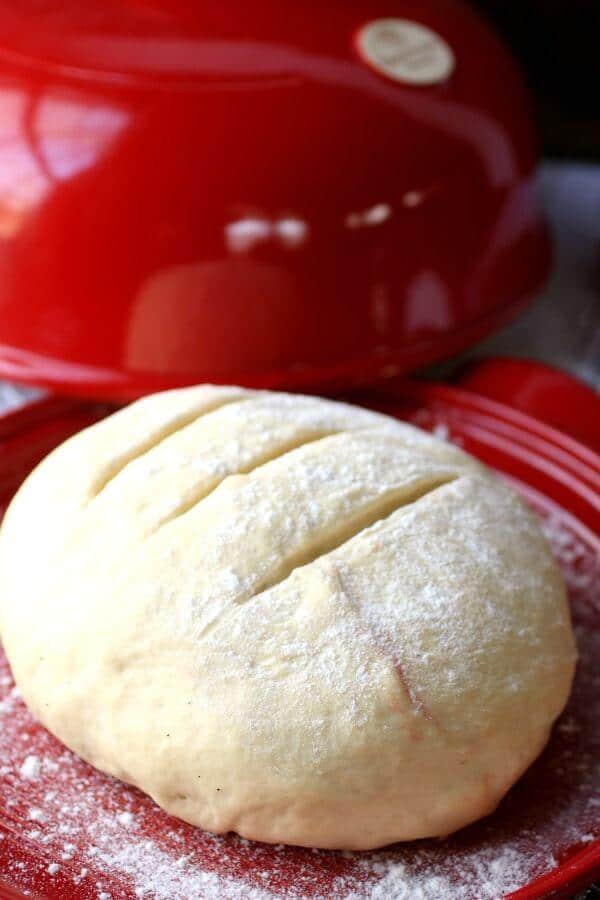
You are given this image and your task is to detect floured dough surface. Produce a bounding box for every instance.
[0,386,576,849]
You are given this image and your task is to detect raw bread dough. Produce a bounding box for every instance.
[0,386,576,850]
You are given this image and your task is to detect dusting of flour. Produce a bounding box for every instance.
[0,436,598,899]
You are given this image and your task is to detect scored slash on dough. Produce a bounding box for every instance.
[85,391,406,538]
[88,392,253,499]
[192,474,457,645]
[152,429,343,533]
[335,564,439,726]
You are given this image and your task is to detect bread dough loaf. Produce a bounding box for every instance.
[0,386,576,850]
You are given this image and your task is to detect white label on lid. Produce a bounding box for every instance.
[356,18,455,85]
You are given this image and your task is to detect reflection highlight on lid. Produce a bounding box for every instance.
[0,88,127,238]
[345,203,392,230]
[225,215,309,253]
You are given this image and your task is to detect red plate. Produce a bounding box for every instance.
[0,382,598,900]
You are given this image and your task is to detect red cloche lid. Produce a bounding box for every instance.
[0,0,550,400]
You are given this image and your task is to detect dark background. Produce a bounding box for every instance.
[471,1,600,160]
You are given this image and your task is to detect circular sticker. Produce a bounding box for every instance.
[356,18,455,86]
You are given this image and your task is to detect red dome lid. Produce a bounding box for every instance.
[0,0,549,399]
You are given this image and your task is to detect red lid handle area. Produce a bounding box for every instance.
[455,358,600,453]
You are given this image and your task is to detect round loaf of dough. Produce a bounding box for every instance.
[0,386,576,849]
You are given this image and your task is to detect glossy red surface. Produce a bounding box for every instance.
[456,357,600,453]
[0,0,549,399]
[0,376,598,899]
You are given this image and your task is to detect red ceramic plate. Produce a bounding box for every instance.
[0,383,598,900]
